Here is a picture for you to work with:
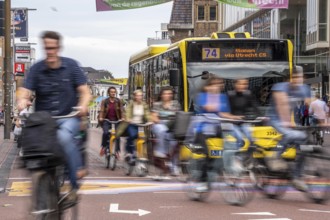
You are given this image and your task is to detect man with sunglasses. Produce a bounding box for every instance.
[16,31,91,204]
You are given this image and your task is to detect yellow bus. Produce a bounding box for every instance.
[210,32,251,39]
[128,37,293,114]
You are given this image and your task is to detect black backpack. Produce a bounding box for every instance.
[21,111,65,167]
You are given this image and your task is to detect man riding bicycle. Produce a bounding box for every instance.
[16,31,91,204]
[98,86,124,157]
[267,66,310,191]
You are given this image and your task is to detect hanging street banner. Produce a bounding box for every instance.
[96,0,172,11]
[11,8,28,38]
[217,0,289,9]
[100,78,128,85]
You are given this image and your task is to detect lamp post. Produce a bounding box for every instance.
[4,0,12,139]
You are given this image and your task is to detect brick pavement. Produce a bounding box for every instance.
[0,126,17,193]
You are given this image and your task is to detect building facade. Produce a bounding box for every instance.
[220,0,330,96]
[167,0,221,43]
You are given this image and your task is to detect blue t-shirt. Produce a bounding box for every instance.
[24,57,87,116]
[194,92,230,133]
[268,82,311,120]
[196,92,230,114]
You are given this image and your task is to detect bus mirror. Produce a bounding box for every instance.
[201,71,210,80]
[169,69,181,86]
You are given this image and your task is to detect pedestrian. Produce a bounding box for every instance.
[300,102,310,126]
[16,30,91,204]
[309,93,329,126]
[98,86,124,157]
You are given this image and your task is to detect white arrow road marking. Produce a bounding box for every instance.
[299,209,330,213]
[232,212,276,216]
[109,203,150,216]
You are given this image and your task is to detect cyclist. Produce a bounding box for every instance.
[151,86,181,176]
[16,31,91,203]
[267,66,310,191]
[227,78,261,149]
[98,86,124,157]
[117,89,151,164]
[190,76,238,192]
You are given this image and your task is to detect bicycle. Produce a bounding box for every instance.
[123,122,153,177]
[247,125,330,204]
[184,114,261,206]
[103,119,122,170]
[21,109,83,220]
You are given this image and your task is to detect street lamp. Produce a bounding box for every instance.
[4,0,12,139]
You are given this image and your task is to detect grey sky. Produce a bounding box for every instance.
[12,0,173,78]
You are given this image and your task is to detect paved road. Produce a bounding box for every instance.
[0,127,330,220]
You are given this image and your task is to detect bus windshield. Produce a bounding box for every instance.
[187,62,289,114]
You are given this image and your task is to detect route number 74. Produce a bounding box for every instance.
[202,48,220,60]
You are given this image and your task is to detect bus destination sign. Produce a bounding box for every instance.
[202,47,273,61]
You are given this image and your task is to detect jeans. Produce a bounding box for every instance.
[102,121,120,152]
[152,123,178,165]
[271,120,307,178]
[232,124,253,149]
[126,124,138,154]
[56,117,82,190]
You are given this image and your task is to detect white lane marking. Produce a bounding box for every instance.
[248,219,291,220]
[109,203,150,216]
[160,206,183,209]
[299,209,330,213]
[153,191,185,194]
[232,212,276,216]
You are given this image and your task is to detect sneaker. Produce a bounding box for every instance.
[154,151,167,159]
[58,189,79,209]
[195,182,208,193]
[76,169,88,179]
[292,179,308,192]
[171,165,180,177]
[99,147,105,156]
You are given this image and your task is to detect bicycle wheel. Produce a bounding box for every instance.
[123,160,134,176]
[177,161,190,183]
[105,155,110,169]
[135,160,148,177]
[219,157,255,206]
[109,155,117,170]
[60,203,78,220]
[303,155,330,204]
[248,160,288,199]
[31,170,59,220]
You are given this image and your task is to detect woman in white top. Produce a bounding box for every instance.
[124,90,151,161]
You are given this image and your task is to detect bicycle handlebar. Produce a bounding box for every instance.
[201,113,264,123]
[132,122,153,127]
[20,107,81,120]
[103,119,122,124]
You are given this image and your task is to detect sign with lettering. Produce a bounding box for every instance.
[14,63,25,74]
[202,47,272,61]
[15,45,31,62]
[96,0,172,11]
[217,0,288,9]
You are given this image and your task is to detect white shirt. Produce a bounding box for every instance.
[131,104,144,124]
[309,99,329,120]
